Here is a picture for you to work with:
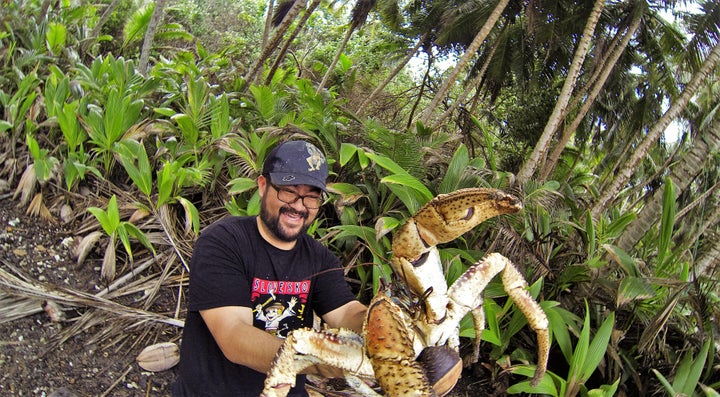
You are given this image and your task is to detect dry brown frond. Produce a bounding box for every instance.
[101,233,117,282]
[0,292,44,323]
[12,164,37,208]
[0,153,18,179]
[0,265,185,327]
[26,192,55,222]
[129,207,151,224]
[73,230,104,266]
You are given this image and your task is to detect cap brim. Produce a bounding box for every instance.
[269,173,327,192]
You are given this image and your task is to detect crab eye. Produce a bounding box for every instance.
[463,207,475,220]
[412,251,430,267]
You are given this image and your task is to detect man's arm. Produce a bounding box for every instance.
[321,300,368,334]
[200,306,283,373]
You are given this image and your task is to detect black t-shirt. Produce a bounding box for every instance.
[172,216,357,396]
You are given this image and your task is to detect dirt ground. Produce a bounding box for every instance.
[0,190,498,397]
[0,192,180,396]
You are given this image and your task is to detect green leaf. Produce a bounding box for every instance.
[364,152,407,176]
[616,276,655,307]
[46,22,67,55]
[439,144,469,193]
[172,113,199,146]
[178,197,200,235]
[249,85,276,120]
[210,94,230,139]
[115,140,153,197]
[543,301,575,363]
[88,195,120,236]
[507,366,559,396]
[381,174,433,203]
[585,211,596,256]
[227,177,258,195]
[602,244,640,277]
[116,224,133,261]
[124,222,155,255]
[567,302,591,386]
[156,164,175,206]
[339,142,358,166]
[603,213,636,239]
[674,339,710,395]
[482,300,502,346]
[652,369,676,395]
[581,311,614,381]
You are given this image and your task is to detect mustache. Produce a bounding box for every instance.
[280,206,309,219]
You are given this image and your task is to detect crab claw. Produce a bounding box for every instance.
[391,188,522,323]
[392,188,522,261]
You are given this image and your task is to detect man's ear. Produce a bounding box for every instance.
[257,175,267,198]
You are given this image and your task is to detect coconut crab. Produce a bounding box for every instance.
[262,188,549,396]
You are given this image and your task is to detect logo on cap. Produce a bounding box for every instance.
[305,143,325,172]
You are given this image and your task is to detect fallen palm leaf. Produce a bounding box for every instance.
[101,233,117,282]
[0,262,184,328]
[26,192,54,222]
[73,230,103,266]
[12,164,37,208]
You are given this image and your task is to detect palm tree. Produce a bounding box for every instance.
[356,32,430,115]
[591,42,720,219]
[316,0,379,93]
[138,0,167,75]
[265,0,323,85]
[616,119,720,251]
[415,0,510,126]
[244,0,307,87]
[538,4,644,182]
[515,0,605,185]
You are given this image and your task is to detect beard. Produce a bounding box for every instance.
[259,201,310,242]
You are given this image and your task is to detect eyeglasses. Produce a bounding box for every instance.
[270,183,323,209]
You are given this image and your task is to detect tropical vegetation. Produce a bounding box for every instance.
[1,0,719,395]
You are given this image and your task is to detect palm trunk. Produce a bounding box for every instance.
[616,120,720,251]
[416,0,510,126]
[244,0,306,87]
[265,0,321,85]
[516,0,605,185]
[317,24,357,93]
[81,0,121,53]
[262,0,276,48]
[430,29,502,131]
[694,232,720,277]
[539,11,642,182]
[591,42,720,219]
[138,0,167,76]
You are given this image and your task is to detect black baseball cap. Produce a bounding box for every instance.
[262,140,328,192]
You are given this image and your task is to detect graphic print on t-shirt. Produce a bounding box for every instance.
[251,277,310,338]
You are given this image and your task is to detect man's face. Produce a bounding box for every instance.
[258,176,320,242]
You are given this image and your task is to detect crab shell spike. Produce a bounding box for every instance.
[391,188,522,263]
[365,294,438,396]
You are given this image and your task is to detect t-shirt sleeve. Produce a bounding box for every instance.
[187,219,253,311]
[310,243,358,316]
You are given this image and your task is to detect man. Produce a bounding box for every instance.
[173,140,368,396]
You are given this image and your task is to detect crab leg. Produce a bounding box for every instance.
[443,253,549,386]
[261,328,375,397]
[391,188,523,324]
